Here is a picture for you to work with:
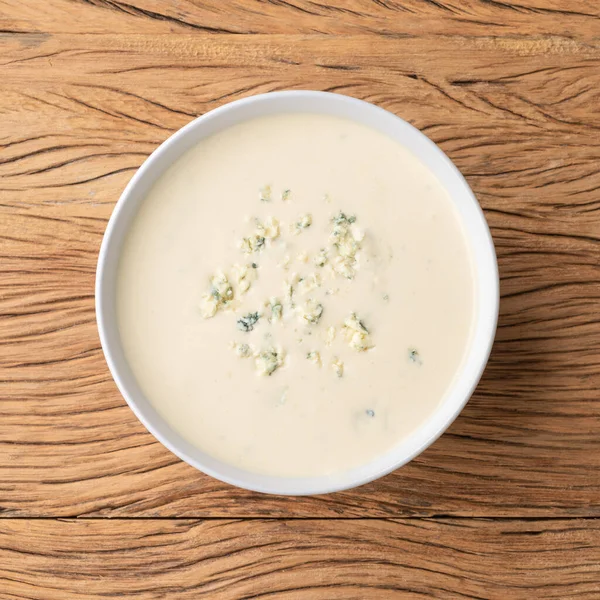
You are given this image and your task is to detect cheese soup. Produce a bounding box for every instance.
[117,113,475,477]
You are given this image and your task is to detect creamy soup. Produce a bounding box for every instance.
[117,113,475,478]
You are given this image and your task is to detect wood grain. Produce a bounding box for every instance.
[1,518,599,599]
[1,0,599,42]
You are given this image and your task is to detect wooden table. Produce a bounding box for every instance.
[1,1,599,598]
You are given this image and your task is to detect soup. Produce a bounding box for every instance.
[117,113,475,478]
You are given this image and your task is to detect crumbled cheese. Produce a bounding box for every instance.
[232,263,256,294]
[255,346,285,376]
[314,248,328,267]
[408,348,422,365]
[200,296,218,318]
[297,272,321,296]
[332,211,356,226]
[342,313,373,352]
[259,184,272,202]
[268,297,283,322]
[293,213,312,234]
[240,216,279,254]
[329,211,363,279]
[306,351,322,366]
[239,234,265,254]
[298,299,323,325]
[237,312,261,332]
[325,326,336,347]
[281,189,291,201]
[330,255,355,280]
[333,229,361,257]
[297,251,309,264]
[279,254,291,270]
[232,342,253,358]
[283,274,298,307]
[256,216,280,240]
[348,331,372,352]
[200,271,234,318]
[331,357,344,378]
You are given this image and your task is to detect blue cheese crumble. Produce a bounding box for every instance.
[237,312,261,332]
[256,346,285,376]
[283,274,297,307]
[408,348,422,365]
[297,272,321,296]
[293,213,312,234]
[306,351,322,366]
[331,357,344,378]
[232,263,257,294]
[240,216,280,254]
[232,342,254,358]
[325,326,336,347]
[259,184,272,202]
[298,299,324,325]
[239,234,265,254]
[268,297,283,322]
[342,313,374,352]
[314,248,328,267]
[200,271,234,318]
[257,216,280,240]
[329,211,364,280]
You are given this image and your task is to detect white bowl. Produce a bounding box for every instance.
[96,91,499,495]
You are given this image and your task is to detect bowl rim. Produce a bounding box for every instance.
[96,90,499,495]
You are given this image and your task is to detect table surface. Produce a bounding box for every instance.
[1,1,599,598]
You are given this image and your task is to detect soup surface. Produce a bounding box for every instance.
[117,113,475,477]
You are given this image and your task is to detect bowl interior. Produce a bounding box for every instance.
[96,91,498,495]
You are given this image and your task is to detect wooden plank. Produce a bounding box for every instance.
[0,518,599,599]
[1,0,599,41]
[1,32,599,517]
